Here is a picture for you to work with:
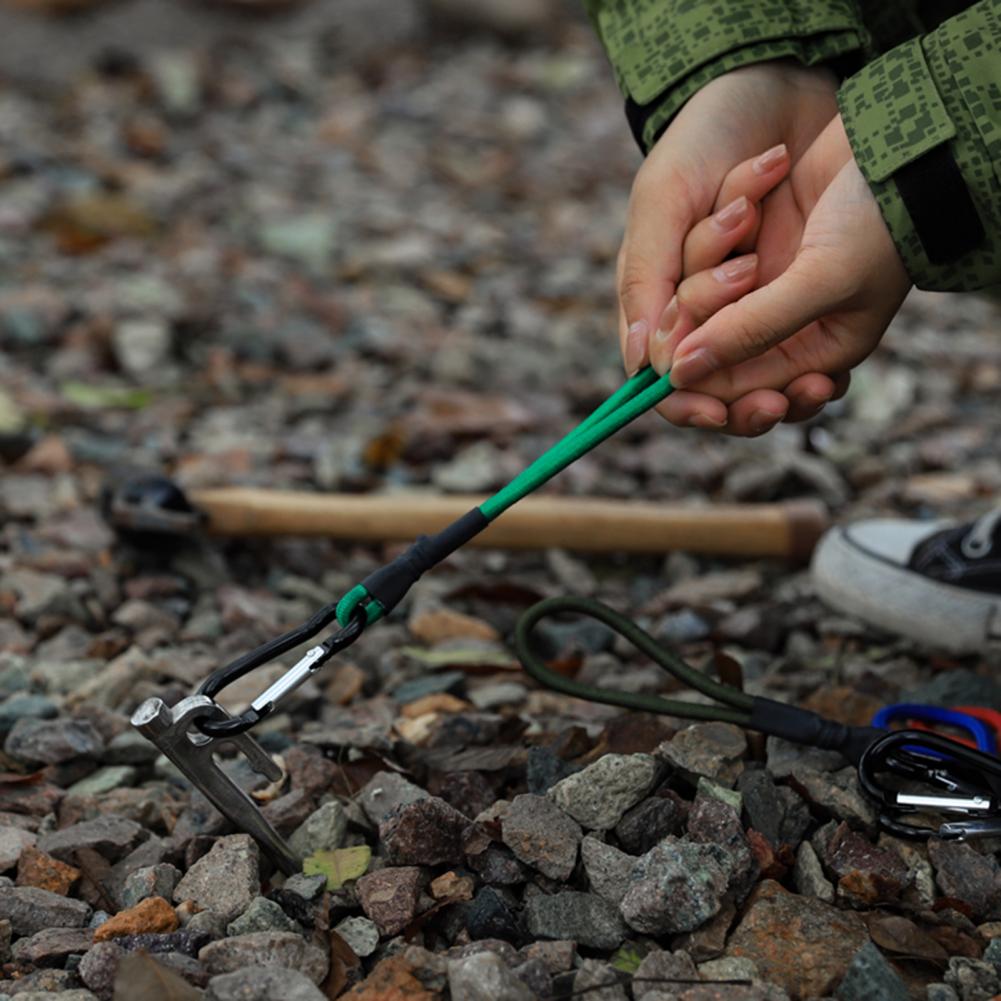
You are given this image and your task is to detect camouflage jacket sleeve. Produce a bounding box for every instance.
[583,0,868,152]
[838,1,1001,290]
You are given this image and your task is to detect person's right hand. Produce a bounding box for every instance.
[652,115,912,435]
[618,59,840,388]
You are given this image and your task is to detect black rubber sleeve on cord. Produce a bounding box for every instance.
[358,507,489,616]
[749,697,885,764]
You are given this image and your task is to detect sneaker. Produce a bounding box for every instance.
[811,509,1001,654]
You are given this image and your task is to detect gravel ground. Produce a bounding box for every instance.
[3,3,1001,1000]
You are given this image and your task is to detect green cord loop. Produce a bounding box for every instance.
[514,595,754,724]
[336,585,384,627]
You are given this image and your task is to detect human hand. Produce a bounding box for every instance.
[656,116,912,436]
[617,60,839,378]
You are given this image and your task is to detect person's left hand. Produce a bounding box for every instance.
[651,116,912,437]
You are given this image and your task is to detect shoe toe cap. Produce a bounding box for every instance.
[839,518,948,567]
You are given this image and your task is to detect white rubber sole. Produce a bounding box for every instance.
[811,526,1001,655]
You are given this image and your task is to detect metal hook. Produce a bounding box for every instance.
[132,695,301,875]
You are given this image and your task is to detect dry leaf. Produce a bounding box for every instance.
[865,913,948,964]
[0,770,46,785]
[303,846,372,890]
[113,952,201,1001]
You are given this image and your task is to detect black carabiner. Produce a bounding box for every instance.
[858,729,1001,840]
[195,607,366,738]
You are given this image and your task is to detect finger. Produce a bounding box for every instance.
[649,254,758,375]
[714,144,791,214]
[669,254,837,390]
[722,389,790,437]
[617,300,643,377]
[681,195,758,277]
[655,390,728,430]
[682,146,791,276]
[830,371,851,401]
[714,144,793,256]
[618,170,701,375]
[783,372,836,423]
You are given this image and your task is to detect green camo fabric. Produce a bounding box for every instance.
[587,0,1001,290]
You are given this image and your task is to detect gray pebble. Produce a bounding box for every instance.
[448,950,534,1001]
[206,965,326,1001]
[227,896,301,937]
[524,892,626,950]
[501,794,582,880]
[548,754,660,830]
[0,885,91,936]
[581,837,632,907]
[333,916,379,958]
[288,800,347,858]
[173,834,260,924]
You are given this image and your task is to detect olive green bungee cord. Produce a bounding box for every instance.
[513,595,754,725]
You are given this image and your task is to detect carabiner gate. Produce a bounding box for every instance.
[195,609,366,738]
[858,729,1001,840]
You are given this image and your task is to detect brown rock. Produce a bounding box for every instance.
[379,797,471,866]
[430,871,475,903]
[261,788,314,835]
[93,896,178,941]
[0,780,63,817]
[801,686,884,728]
[284,745,339,798]
[16,845,80,895]
[400,693,471,719]
[325,662,366,705]
[501,794,582,881]
[519,939,577,974]
[822,822,910,906]
[342,953,438,1000]
[675,900,737,962]
[357,867,425,936]
[929,838,1001,921]
[408,607,499,644]
[725,879,868,999]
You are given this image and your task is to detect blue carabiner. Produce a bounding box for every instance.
[872,703,997,754]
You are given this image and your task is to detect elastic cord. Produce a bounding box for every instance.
[336,367,673,626]
[514,595,753,724]
[514,595,883,761]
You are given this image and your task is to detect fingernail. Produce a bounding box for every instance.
[653,297,679,346]
[712,196,749,232]
[752,143,787,175]
[749,409,780,434]
[688,414,727,429]
[624,319,648,375]
[670,347,717,388]
[713,254,757,283]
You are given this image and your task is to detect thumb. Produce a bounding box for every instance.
[668,256,837,388]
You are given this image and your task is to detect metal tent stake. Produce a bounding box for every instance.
[132,695,301,875]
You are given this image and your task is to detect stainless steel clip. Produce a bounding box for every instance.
[132,695,301,875]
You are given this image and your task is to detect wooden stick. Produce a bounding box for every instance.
[189,488,828,561]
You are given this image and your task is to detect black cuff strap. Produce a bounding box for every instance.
[894,143,985,265]
[749,697,885,764]
[624,97,651,154]
[359,507,489,617]
[918,0,973,32]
